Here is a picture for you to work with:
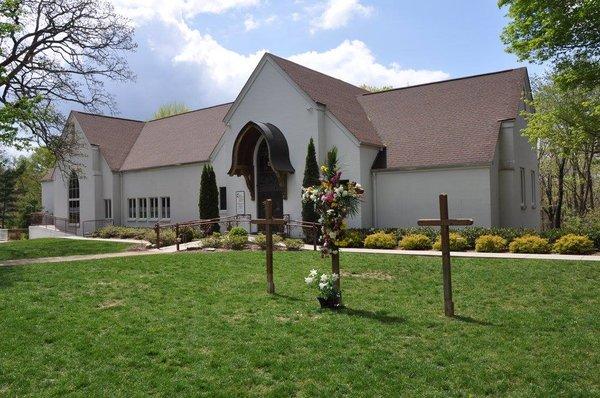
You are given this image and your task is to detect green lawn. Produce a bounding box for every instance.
[0,251,598,396]
[0,238,136,261]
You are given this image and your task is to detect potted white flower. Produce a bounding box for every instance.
[304,269,341,309]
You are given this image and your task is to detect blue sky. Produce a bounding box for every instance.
[96,0,547,123]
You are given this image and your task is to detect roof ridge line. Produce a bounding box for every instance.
[71,110,144,123]
[360,67,526,96]
[267,53,369,93]
[149,102,234,122]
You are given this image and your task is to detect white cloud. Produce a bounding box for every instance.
[289,40,449,87]
[310,0,373,33]
[108,0,448,105]
[244,14,260,31]
[291,12,301,21]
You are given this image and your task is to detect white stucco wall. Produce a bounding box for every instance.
[41,181,54,213]
[373,166,493,228]
[212,58,371,228]
[120,162,205,227]
[497,116,540,230]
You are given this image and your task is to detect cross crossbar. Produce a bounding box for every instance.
[417,218,473,227]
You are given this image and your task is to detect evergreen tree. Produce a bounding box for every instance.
[302,138,320,239]
[0,160,25,228]
[199,164,220,233]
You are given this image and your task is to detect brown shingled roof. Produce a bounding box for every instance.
[358,68,528,169]
[269,54,383,146]
[72,111,145,171]
[119,103,231,171]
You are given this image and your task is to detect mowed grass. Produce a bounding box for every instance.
[0,251,598,396]
[0,238,136,261]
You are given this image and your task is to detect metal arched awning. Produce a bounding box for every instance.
[228,121,295,200]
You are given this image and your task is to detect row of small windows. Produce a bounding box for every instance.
[519,168,536,209]
[128,197,170,220]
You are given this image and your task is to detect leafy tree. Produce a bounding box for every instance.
[152,102,190,120]
[499,0,600,87]
[360,84,394,92]
[0,0,136,166]
[522,73,600,227]
[0,156,25,228]
[199,164,219,233]
[302,138,320,240]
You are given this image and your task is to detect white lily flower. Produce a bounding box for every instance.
[309,269,318,277]
[318,282,328,290]
[320,274,329,282]
[305,277,314,285]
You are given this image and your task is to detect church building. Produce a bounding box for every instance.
[41,53,540,235]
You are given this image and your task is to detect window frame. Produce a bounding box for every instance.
[149,197,159,219]
[219,187,227,211]
[519,167,526,209]
[137,198,147,219]
[128,198,137,220]
[160,196,171,220]
[68,172,80,225]
[104,199,112,219]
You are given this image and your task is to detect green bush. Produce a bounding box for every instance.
[337,229,364,248]
[146,229,176,246]
[508,235,551,254]
[178,225,202,243]
[364,232,397,249]
[222,234,248,250]
[552,234,595,255]
[433,232,469,251]
[284,238,304,251]
[201,234,222,248]
[254,233,283,249]
[399,234,432,250]
[396,227,437,242]
[93,226,148,240]
[475,235,508,252]
[458,226,489,249]
[228,226,248,237]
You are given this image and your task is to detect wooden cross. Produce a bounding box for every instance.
[418,193,473,317]
[250,199,287,294]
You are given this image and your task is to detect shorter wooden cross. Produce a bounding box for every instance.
[251,199,287,294]
[418,193,473,317]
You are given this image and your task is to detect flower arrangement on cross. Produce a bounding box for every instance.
[302,147,364,306]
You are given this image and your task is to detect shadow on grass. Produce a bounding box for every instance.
[338,307,406,324]
[0,266,22,289]
[452,315,495,326]
[272,293,302,302]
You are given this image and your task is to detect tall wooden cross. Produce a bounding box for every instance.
[250,199,287,294]
[418,193,473,317]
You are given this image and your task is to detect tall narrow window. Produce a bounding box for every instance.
[520,167,526,208]
[149,197,159,219]
[219,187,227,211]
[128,198,136,219]
[104,199,112,219]
[161,196,170,219]
[138,198,147,219]
[68,172,80,224]
[530,170,536,207]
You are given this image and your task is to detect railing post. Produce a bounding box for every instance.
[313,224,318,251]
[155,223,161,249]
[176,223,180,251]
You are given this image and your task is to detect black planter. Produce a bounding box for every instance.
[317,295,341,309]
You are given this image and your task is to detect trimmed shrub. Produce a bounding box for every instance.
[254,233,283,249]
[146,228,176,246]
[228,226,248,237]
[201,233,222,248]
[399,234,432,250]
[302,138,320,242]
[433,232,469,251]
[508,235,551,254]
[284,238,304,251]
[93,226,148,240]
[458,226,489,249]
[199,164,220,233]
[475,235,508,252]
[396,227,437,242]
[337,229,364,248]
[552,234,595,255]
[222,234,248,250]
[178,225,202,243]
[364,232,397,249]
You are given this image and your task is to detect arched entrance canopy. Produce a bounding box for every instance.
[228,121,295,200]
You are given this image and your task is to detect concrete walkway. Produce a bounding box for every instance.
[321,246,600,262]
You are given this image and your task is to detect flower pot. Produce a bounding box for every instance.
[317,296,341,309]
